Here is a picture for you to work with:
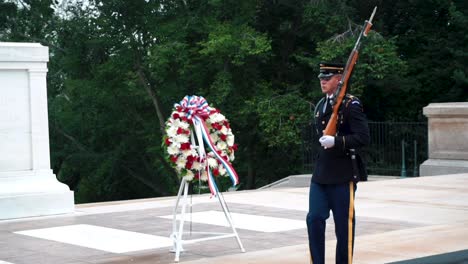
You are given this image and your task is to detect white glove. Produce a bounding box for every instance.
[319,135,335,149]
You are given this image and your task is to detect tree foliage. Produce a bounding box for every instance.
[0,0,466,202]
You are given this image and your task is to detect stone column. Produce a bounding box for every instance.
[420,102,468,176]
[0,42,74,219]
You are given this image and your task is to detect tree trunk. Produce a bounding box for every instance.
[122,165,169,196]
[135,65,166,135]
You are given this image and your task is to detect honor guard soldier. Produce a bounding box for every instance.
[306,62,370,264]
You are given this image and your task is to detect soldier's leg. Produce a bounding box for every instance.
[330,182,356,264]
[306,182,330,264]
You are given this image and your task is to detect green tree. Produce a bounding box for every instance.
[376,0,468,119]
[2,0,464,202]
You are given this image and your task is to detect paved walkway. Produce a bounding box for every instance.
[1,173,467,264]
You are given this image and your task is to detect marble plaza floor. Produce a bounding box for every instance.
[1,173,468,264]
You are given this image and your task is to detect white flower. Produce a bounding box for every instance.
[201,170,208,181]
[210,133,219,143]
[181,149,193,157]
[174,134,189,143]
[229,152,235,161]
[217,141,227,150]
[167,126,178,138]
[171,119,182,128]
[227,135,234,146]
[176,158,186,169]
[167,144,180,155]
[220,126,228,135]
[173,119,190,130]
[192,161,203,171]
[184,170,194,181]
[208,157,218,168]
[219,166,226,176]
[210,113,226,123]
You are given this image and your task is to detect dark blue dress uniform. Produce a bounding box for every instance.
[307,93,370,264]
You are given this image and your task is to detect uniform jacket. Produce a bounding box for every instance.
[312,94,370,184]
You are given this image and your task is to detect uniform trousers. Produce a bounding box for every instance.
[306,181,356,264]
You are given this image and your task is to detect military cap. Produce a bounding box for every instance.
[318,62,345,79]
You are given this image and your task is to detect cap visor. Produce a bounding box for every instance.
[318,73,335,78]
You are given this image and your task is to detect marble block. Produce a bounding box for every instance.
[0,42,74,219]
[420,102,468,176]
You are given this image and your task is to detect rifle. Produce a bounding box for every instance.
[323,7,377,136]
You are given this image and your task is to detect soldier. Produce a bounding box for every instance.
[306,62,370,264]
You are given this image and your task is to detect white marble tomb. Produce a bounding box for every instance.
[0,42,74,219]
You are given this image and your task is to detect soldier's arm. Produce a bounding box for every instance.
[334,100,370,150]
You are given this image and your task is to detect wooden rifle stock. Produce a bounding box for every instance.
[323,6,377,136]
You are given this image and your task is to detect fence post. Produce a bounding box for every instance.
[301,121,428,176]
[401,139,407,178]
[413,140,419,177]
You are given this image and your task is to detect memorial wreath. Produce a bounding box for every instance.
[163,95,239,195]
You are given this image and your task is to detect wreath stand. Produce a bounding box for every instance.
[170,177,245,262]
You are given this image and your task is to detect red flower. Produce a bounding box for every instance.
[187,155,196,162]
[181,116,191,123]
[220,134,227,141]
[185,161,193,169]
[212,123,222,130]
[177,127,189,135]
[170,155,178,163]
[231,144,238,151]
[165,138,172,146]
[172,113,180,119]
[212,168,220,176]
[180,142,191,150]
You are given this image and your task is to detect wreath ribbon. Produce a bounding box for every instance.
[175,95,239,196]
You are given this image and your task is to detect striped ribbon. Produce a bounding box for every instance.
[175,95,211,121]
[176,95,239,196]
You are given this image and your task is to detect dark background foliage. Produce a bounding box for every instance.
[1,0,466,203]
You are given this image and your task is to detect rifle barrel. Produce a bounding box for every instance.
[324,7,377,136]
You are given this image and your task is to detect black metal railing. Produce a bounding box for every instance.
[301,121,428,177]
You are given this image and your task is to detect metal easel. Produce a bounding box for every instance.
[169,122,245,262]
